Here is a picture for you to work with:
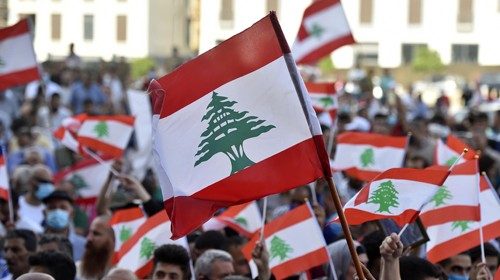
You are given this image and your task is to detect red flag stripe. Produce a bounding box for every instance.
[272,248,329,280]
[218,202,252,218]
[0,67,39,91]
[336,132,407,148]
[77,137,124,158]
[135,260,154,279]
[0,156,4,165]
[427,160,478,175]
[344,168,380,182]
[165,138,324,238]
[447,135,477,160]
[302,0,341,18]
[159,14,287,118]
[84,115,135,126]
[216,219,254,238]
[0,19,30,40]
[110,207,144,225]
[0,188,8,201]
[343,208,420,227]
[420,205,481,227]
[53,155,115,183]
[480,176,490,192]
[305,82,335,94]
[296,34,355,65]
[370,168,449,186]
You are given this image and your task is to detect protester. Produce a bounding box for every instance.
[28,251,76,280]
[104,268,138,280]
[194,249,234,280]
[327,239,368,280]
[4,229,37,279]
[38,234,74,259]
[438,253,472,280]
[151,244,191,280]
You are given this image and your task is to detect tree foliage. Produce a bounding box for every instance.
[412,46,444,73]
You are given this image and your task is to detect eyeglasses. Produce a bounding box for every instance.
[450,265,471,274]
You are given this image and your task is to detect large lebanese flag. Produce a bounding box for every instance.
[0,148,9,200]
[77,115,135,157]
[154,13,331,238]
[426,175,500,263]
[109,207,147,257]
[53,114,87,153]
[216,201,262,238]
[305,82,337,127]
[341,168,449,226]
[242,204,329,279]
[114,210,189,278]
[53,156,114,204]
[292,0,355,65]
[419,160,480,227]
[435,134,477,166]
[0,19,40,90]
[331,132,407,181]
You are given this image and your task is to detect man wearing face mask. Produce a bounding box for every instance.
[438,253,472,280]
[42,190,86,261]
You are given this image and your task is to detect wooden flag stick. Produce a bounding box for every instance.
[326,176,366,280]
[1,146,14,224]
[260,196,268,242]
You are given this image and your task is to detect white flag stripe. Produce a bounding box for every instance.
[112,218,147,251]
[60,130,79,152]
[421,174,479,213]
[0,33,37,74]
[331,144,405,171]
[158,57,314,196]
[293,4,351,62]
[436,139,465,165]
[152,115,174,201]
[266,217,325,268]
[67,161,112,198]
[79,120,133,149]
[235,202,262,232]
[0,162,8,194]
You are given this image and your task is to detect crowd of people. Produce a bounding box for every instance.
[0,44,498,280]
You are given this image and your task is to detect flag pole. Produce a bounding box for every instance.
[309,183,318,205]
[448,148,468,172]
[82,147,120,176]
[1,146,14,224]
[326,176,366,280]
[398,223,409,237]
[259,196,268,242]
[478,170,488,264]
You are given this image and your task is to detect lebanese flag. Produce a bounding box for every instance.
[292,0,355,65]
[216,201,262,238]
[53,114,87,153]
[0,148,9,200]
[435,134,477,166]
[305,82,337,127]
[53,156,114,204]
[114,210,189,278]
[109,207,147,259]
[0,19,40,91]
[331,132,408,181]
[77,115,135,157]
[419,160,480,227]
[154,13,331,238]
[426,175,500,263]
[341,168,450,226]
[242,204,329,280]
[495,267,500,280]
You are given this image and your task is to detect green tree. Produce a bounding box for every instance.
[367,180,400,213]
[451,221,472,233]
[119,226,133,243]
[195,92,275,174]
[93,121,109,138]
[139,237,156,260]
[431,186,453,207]
[412,46,444,73]
[131,57,155,80]
[234,217,248,227]
[70,174,88,191]
[360,148,375,167]
[270,236,293,262]
[445,156,458,167]
[308,23,325,38]
[318,96,334,108]
[317,56,335,74]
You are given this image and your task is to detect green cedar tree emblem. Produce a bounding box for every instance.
[234,217,248,227]
[451,220,472,233]
[308,23,325,38]
[367,180,400,213]
[318,96,334,108]
[195,92,275,174]
[431,186,453,207]
[270,236,293,262]
[69,174,88,191]
[119,226,133,243]
[445,156,458,167]
[139,237,156,260]
[93,121,109,138]
[360,148,375,167]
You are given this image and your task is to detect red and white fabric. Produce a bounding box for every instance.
[109,207,147,257]
[434,134,477,166]
[305,82,337,128]
[53,114,87,153]
[0,148,9,200]
[216,201,262,238]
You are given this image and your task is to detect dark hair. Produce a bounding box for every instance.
[400,256,443,280]
[227,235,246,248]
[361,230,385,271]
[153,244,191,280]
[469,112,489,125]
[29,251,76,280]
[468,243,499,263]
[5,229,37,252]
[194,230,229,252]
[39,234,74,259]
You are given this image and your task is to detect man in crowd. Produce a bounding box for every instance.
[194,249,234,280]
[4,229,37,279]
[151,244,191,280]
[38,234,73,259]
[438,253,472,280]
[28,250,76,280]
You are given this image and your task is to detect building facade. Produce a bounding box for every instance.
[199,0,500,68]
[7,0,196,61]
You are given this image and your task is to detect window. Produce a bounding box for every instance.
[219,0,234,28]
[457,0,473,24]
[359,0,373,24]
[83,15,93,40]
[51,14,61,40]
[116,15,126,42]
[408,0,422,25]
[402,43,426,64]
[452,44,478,63]
[267,0,279,14]
[354,43,378,66]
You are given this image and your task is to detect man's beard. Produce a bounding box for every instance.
[81,241,113,279]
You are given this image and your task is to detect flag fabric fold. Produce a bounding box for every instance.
[419,160,480,227]
[0,19,40,90]
[426,175,500,263]
[110,207,147,257]
[0,148,9,200]
[331,132,407,181]
[305,82,337,128]
[216,201,262,238]
[341,168,450,226]
[434,134,477,166]
[292,0,355,65]
[53,114,87,153]
[242,204,329,279]
[153,13,330,238]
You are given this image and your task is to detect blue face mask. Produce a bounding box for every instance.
[448,274,469,280]
[46,209,70,230]
[35,182,55,200]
